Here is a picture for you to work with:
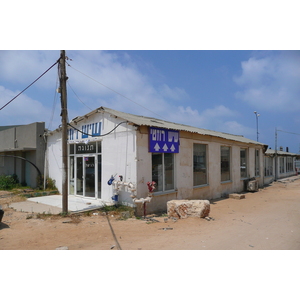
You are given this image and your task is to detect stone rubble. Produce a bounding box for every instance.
[167,200,210,219]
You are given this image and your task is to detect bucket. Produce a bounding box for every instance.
[111,195,118,202]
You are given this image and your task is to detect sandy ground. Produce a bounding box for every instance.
[1,177,300,250]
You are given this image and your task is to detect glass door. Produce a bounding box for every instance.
[76,157,83,196]
[76,155,96,198]
[84,156,95,198]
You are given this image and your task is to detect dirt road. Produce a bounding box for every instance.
[1,177,300,250]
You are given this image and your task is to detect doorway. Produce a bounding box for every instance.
[69,142,102,199]
[76,155,95,197]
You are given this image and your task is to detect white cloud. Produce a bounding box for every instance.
[159,84,189,101]
[0,50,252,140]
[202,105,236,118]
[234,52,300,111]
[222,121,254,136]
[0,85,59,126]
[0,50,59,88]
[165,105,239,133]
[65,51,192,120]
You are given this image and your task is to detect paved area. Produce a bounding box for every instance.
[9,195,104,214]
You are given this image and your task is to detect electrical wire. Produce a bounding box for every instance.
[67,81,93,111]
[67,62,166,120]
[0,60,59,111]
[48,73,60,130]
[67,121,127,137]
[277,129,300,136]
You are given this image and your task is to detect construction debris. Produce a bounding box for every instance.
[205,216,215,221]
[167,200,210,219]
[229,193,245,200]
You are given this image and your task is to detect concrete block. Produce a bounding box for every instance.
[167,200,210,219]
[229,193,245,199]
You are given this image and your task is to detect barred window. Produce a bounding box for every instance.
[152,153,175,192]
[240,148,247,178]
[193,144,207,186]
[286,157,293,172]
[264,156,273,176]
[255,149,260,177]
[221,146,231,182]
[279,157,285,174]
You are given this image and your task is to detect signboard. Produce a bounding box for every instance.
[149,127,179,153]
[68,122,101,141]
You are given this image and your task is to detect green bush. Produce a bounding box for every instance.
[0,174,19,190]
[46,177,57,190]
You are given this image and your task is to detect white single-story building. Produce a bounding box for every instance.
[45,106,268,215]
[264,148,299,184]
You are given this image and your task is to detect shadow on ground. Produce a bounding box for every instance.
[0,222,10,230]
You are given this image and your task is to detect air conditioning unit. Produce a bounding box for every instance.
[247,180,259,192]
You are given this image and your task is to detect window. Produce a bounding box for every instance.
[255,149,260,177]
[240,148,247,178]
[0,154,4,167]
[286,157,293,172]
[152,153,174,192]
[264,156,273,176]
[193,144,207,186]
[279,157,285,174]
[221,146,231,182]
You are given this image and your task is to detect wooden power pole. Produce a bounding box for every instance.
[59,50,68,214]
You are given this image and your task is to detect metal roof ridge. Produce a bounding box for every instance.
[102,107,266,145]
[48,106,267,146]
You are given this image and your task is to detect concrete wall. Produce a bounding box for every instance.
[135,127,265,215]
[101,115,137,205]
[47,111,137,204]
[47,112,266,215]
[0,122,45,188]
[264,155,297,185]
[0,128,15,149]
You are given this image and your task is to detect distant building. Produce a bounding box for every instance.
[264,148,299,184]
[46,107,268,215]
[0,122,46,188]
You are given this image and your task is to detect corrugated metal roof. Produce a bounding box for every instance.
[98,107,267,147]
[265,149,298,156]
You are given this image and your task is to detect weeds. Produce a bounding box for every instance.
[0,174,19,190]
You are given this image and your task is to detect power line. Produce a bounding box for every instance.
[0,60,59,111]
[47,73,60,130]
[68,121,127,137]
[67,63,166,120]
[67,81,93,111]
[277,129,300,136]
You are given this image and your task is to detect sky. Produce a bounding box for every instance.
[1,50,300,153]
[2,1,299,293]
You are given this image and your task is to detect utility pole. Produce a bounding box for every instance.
[275,127,278,181]
[254,111,260,142]
[59,50,68,214]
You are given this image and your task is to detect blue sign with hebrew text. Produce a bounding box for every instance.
[149,127,179,153]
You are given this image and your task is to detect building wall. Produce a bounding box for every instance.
[46,112,137,204]
[276,156,296,180]
[0,122,45,188]
[47,113,266,215]
[135,127,265,215]
[264,154,297,184]
[0,128,15,149]
[101,122,137,205]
